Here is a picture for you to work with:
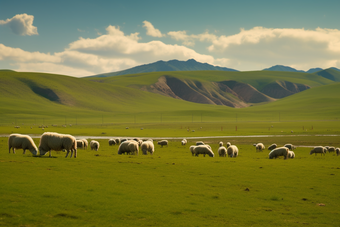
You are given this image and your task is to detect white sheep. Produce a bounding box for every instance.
[118,140,139,155]
[8,133,38,155]
[268,143,277,150]
[269,147,289,159]
[226,142,231,148]
[115,138,121,144]
[310,146,326,156]
[82,139,88,149]
[218,146,227,157]
[336,148,340,156]
[157,140,168,147]
[327,147,336,153]
[90,140,100,151]
[39,132,77,158]
[227,145,239,157]
[284,144,296,150]
[141,140,154,155]
[196,141,205,146]
[218,141,223,147]
[76,140,85,149]
[255,143,265,152]
[181,139,187,146]
[192,145,214,157]
[109,139,116,146]
[288,150,295,159]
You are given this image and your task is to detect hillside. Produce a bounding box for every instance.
[0,70,339,124]
[314,68,340,82]
[88,59,238,78]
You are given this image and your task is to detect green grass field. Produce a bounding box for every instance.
[1,136,340,227]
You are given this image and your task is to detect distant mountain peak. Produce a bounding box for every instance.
[263,65,305,73]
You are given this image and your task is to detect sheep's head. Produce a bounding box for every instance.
[39,147,48,156]
[30,148,38,156]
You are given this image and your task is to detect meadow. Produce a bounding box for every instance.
[1,134,340,227]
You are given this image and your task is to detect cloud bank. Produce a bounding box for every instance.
[142,21,165,37]
[0,13,38,36]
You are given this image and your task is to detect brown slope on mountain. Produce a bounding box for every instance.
[219,81,275,103]
[261,81,310,99]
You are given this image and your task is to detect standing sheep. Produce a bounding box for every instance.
[82,139,88,149]
[284,144,296,150]
[39,132,77,158]
[288,150,295,159]
[8,133,38,155]
[76,140,85,149]
[141,140,154,155]
[109,139,116,146]
[255,143,265,152]
[268,143,277,150]
[192,145,214,157]
[269,147,289,159]
[327,147,336,153]
[218,146,227,157]
[218,141,223,147]
[181,139,187,146]
[115,138,121,145]
[157,140,168,147]
[336,148,340,156]
[118,140,139,155]
[90,140,100,151]
[226,142,231,148]
[227,145,239,157]
[310,146,326,156]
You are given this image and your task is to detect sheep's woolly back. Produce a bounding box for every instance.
[218,146,227,157]
[268,143,277,150]
[193,145,214,157]
[90,140,100,151]
[141,140,154,155]
[109,139,116,146]
[284,144,295,150]
[227,145,239,157]
[310,146,326,155]
[82,139,88,149]
[181,139,187,146]
[8,133,38,155]
[269,147,289,159]
[39,132,76,157]
[157,140,168,147]
[196,141,205,146]
[118,140,139,155]
[255,143,265,151]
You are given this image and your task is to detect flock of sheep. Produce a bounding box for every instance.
[7,132,340,159]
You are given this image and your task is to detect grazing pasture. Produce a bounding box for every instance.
[1,136,340,226]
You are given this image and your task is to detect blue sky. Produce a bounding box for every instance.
[1,0,340,77]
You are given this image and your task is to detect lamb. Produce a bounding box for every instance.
[227,145,239,157]
[288,150,295,159]
[76,140,85,149]
[181,139,187,146]
[109,139,116,146]
[268,143,277,150]
[218,146,227,157]
[82,139,88,149]
[39,132,77,158]
[157,140,168,147]
[327,147,336,153]
[118,140,139,155]
[269,147,289,159]
[141,140,154,155]
[90,140,100,151]
[310,146,326,156]
[8,133,38,155]
[191,145,214,157]
[284,144,296,150]
[255,143,265,152]
[196,141,205,146]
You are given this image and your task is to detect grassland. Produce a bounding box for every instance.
[1,136,340,227]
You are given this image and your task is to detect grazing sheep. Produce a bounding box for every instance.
[288,150,295,159]
[196,141,205,146]
[8,133,38,155]
[269,147,289,159]
[226,142,231,148]
[39,132,77,158]
[192,145,214,157]
[219,141,223,147]
[227,145,239,158]
[284,144,296,150]
[157,140,168,147]
[189,145,195,156]
[255,143,265,152]
[268,143,277,150]
[118,140,139,155]
[181,139,187,146]
[310,146,326,156]
[218,146,227,157]
[115,138,121,145]
[76,140,85,149]
[327,147,336,153]
[109,139,116,146]
[90,140,100,151]
[120,138,127,143]
[336,148,340,156]
[82,139,88,149]
[141,140,154,155]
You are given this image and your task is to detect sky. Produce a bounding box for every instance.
[1,0,340,77]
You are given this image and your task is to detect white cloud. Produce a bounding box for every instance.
[0,13,38,36]
[167,31,195,46]
[142,21,165,37]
